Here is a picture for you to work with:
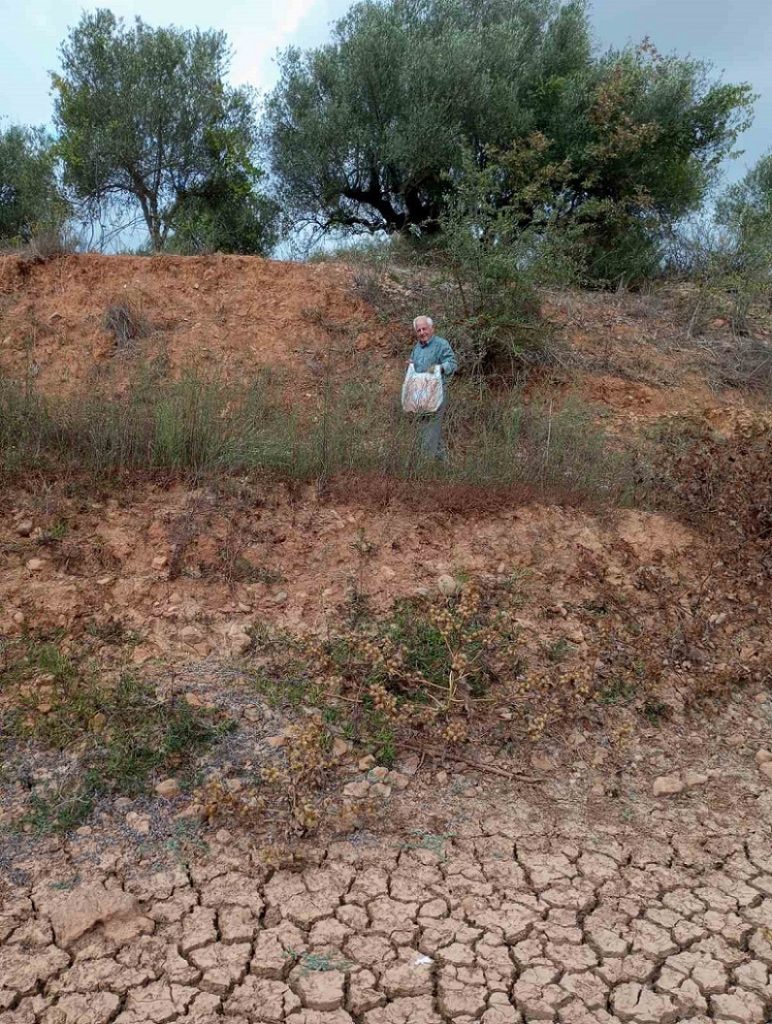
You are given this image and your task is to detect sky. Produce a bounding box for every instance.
[1,0,769,189]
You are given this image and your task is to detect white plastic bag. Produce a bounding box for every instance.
[401,363,443,414]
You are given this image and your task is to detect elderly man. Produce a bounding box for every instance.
[408,315,457,460]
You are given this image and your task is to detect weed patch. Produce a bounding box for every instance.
[247,579,598,759]
[0,370,642,511]
[2,639,233,832]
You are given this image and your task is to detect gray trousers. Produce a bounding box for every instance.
[419,399,448,460]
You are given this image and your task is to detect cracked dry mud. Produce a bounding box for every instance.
[2,824,772,1024]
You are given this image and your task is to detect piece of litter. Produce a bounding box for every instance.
[414,955,433,966]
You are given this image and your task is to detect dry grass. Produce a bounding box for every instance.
[0,368,642,511]
[700,336,772,395]
[103,296,151,354]
[651,414,771,571]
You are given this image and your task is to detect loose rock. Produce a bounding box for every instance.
[653,775,684,797]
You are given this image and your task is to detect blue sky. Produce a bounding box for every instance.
[1,0,769,182]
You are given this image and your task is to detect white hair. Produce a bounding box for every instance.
[413,315,433,330]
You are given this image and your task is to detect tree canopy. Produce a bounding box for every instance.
[717,152,772,248]
[264,0,592,236]
[262,0,753,280]
[0,125,68,244]
[53,9,277,254]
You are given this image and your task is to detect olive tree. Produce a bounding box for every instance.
[263,0,591,236]
[53,9,277,253]
[0,125,69,244]
[263,0,752,283]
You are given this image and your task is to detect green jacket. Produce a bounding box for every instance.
[409,335,457,377]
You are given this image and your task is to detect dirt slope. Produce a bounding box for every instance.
[0,253,768,432]
[1,255,770,1024]
[0,254,385,394]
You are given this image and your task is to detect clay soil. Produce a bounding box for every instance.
[0,254,770,1024]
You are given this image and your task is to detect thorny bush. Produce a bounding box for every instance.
[652,414,772,570]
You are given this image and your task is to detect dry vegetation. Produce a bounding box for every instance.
[0,252,770,848]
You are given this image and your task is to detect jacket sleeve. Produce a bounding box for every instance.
[438,338,457,377]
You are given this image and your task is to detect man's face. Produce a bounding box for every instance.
[414,319,434,345]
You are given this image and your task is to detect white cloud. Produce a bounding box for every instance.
[226,0,320,92]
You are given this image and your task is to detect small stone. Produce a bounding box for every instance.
[266,734,286,748]
[399,754,420,776]
[175,803,204,821]
[26,558,44,571]
[358,755,376,771]
[243,705,262,723]
[155,778,181,799]
[343,781,370,800]
[653,775,684,796]
[683,771,708,788]
[370,783,392,800]
[531,754,553,772]
[437,574,459,596]
[368,766,389,782]
[125,812,151,834]
[760,763,772,782]
[12,611,25,625]
[436,770,448,785]
[271,590,289,605]
[152,555,168,569]
[389,772,410,791]
[16,519,33,536]
[90,712,107,732]
[332,738,352,759]
[755,749,772,765]
[227,628,252,655]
